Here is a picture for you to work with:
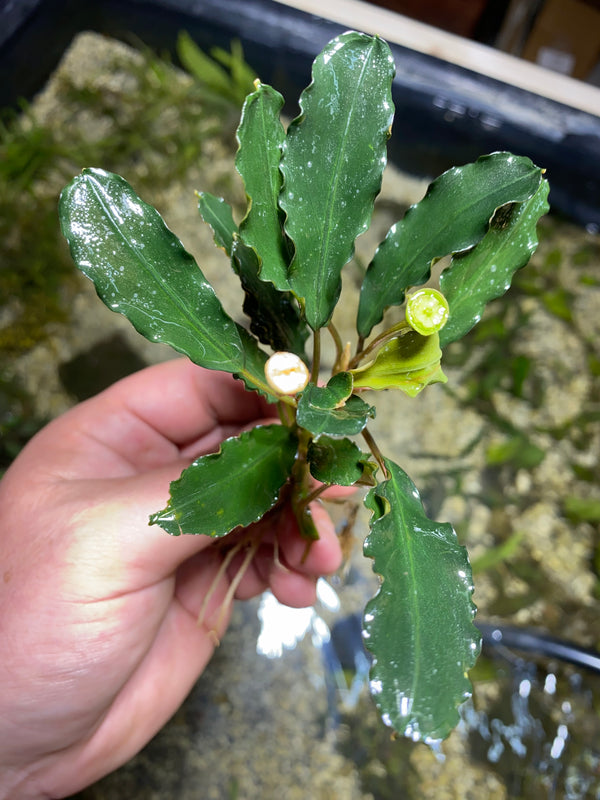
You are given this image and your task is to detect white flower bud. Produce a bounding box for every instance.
[265,351,310,395]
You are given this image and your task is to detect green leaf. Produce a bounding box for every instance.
[357,153,544,338]
[231,236,308,355]
[176,32,253,106]
[485,434,545,470]
[197,191,237,255]
[308,436,377,486]
[150,424,297,536]
[280,32,395,329]
[297,372,375,437]
[236,82,291,290]
[59,169,263,379]
[351,329,447,396]
[439,179,550,346]
[363,459,480,742]
[211,39,258,103]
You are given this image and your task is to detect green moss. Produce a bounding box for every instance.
[0,36,249,361]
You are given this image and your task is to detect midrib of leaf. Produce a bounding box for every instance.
[87,176,241,366]
[390,466,422,709]
[260,99,280,214]
[314,45,376,312]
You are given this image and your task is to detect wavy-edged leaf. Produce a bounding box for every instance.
[297,373,375,437]
[197,191,237,255]
[363,458,480,741]
[236,82,291,289]
[231,236,308,355]
[150,424,297,536]
[357,153,544,338]
[351,329,447,396]
[308,436,376,486]
[439,178,550,347]
[60,169,267,378]
[280,32,395,329]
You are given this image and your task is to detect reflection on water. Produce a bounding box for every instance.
[256,585,600,798]
[256,579,371,712]
[256,578,340,659]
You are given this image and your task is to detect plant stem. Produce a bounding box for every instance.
[241,369,296,407]
[328,321,343,363]
[298,482,329,510]
[362,427,389,479]
[311,329,321,384]
[348,321,411,370]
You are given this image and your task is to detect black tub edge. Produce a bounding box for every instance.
[1,0,599,227]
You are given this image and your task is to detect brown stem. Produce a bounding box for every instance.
[298,482,329,511]
[362,427,389,479]
[327,321,343,364]
[311,329,321,384]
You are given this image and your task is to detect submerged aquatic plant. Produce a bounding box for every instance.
[59,31,549,743]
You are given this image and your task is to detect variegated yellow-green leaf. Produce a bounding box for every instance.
[351,329,446,396]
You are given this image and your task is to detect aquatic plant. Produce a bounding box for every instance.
[59,31,549,742]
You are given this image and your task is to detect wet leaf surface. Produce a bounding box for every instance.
[150,424,297,536]
[363,458,481,741]
[358,153,543,338]
[297,373,375,437]
[280,32,395,329]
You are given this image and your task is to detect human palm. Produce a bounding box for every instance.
[0,359,341,798]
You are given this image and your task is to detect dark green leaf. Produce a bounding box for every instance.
[308,436,377,485]
[150,424,297,536]
[363,458,480,742]
[59,169,269,382]
[280,32,395,329]
[351,328,447,396]
[439,179,550,346]
[236,82,291,290]
[297,373,375,437]
[231,236,308,355]
[357,153,544,338]
[197,191,237,255]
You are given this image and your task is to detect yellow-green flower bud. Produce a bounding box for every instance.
[405,288,449,336]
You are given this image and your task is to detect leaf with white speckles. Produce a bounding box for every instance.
[150,424,298,536]
[363,458,480,741]
[357,153,544,338]
[280,32,395,329]
[439,178,550,346]
[59,168,269,391]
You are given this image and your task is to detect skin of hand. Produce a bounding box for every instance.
[0,358,342,799]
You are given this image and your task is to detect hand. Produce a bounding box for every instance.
[0,359,342,798]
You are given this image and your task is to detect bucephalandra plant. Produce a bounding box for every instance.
[59,30,549,743]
